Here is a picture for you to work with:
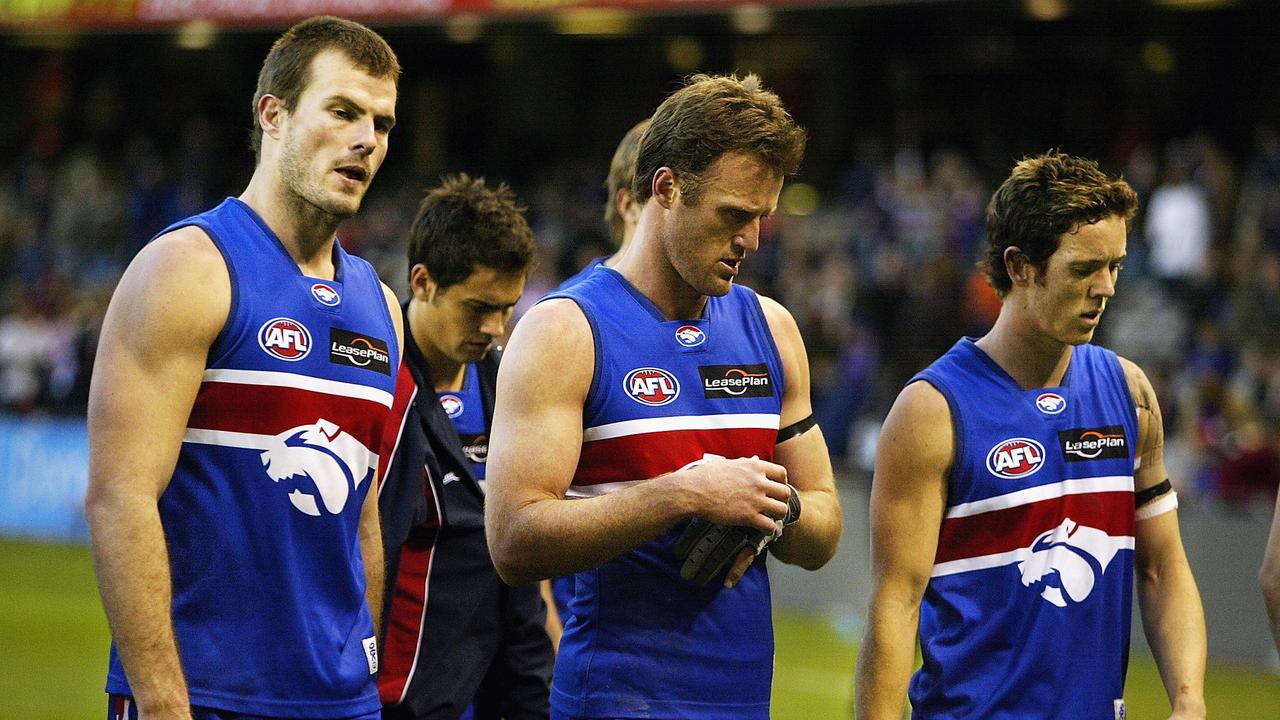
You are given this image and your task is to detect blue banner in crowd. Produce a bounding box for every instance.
[0,414,90,542]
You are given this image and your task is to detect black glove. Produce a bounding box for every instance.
[673,485,801,586]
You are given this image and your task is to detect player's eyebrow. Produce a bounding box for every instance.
[328,94,396,130]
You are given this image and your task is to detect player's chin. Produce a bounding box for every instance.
[702,276,735,297]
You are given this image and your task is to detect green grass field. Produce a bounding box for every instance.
[3,538,1277,718]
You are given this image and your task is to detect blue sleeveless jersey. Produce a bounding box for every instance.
[549,255,606,619]
[909,339,1138,719]
[544,268,784,719]
[556,256,606,292]
[439,362,488,482]
[105,198,398,718]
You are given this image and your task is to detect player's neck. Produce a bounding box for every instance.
[239,173,340,279]
[976,311,1073,389]
[408,304,467,392]
[614,239,707,320]
[420,341,466,393]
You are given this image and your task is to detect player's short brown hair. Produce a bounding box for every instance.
[250,16,400,160]
[633,74,806,205]
[983,151,1138,297]
[406,174,538,291]
[603,119,650,245]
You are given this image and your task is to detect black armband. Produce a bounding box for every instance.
[777,414,817,443]
[1134,479,1173,508]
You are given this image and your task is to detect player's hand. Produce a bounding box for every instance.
[723,546,757,588]
[679,456,791,534]
[674,484,802,586]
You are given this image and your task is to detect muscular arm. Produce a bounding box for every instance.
[854,381,951,720]
[1261,484,1280,654]
[756,296,841,570]
[485,300,793,586]
[1122,357,1207,719]
[85,228,229,720]
[362,283,403,640]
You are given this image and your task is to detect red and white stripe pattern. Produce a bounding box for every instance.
[109,694,137,720]
[184,368,392,451]
[378,363,419,496]
[568,412,779,497]
[375,361,438,705]
[378,470,441,705]
[932,475,1135,578]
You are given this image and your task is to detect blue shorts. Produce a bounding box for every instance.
[108,695,381,720]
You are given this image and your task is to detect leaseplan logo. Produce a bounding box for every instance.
[258,317,311,361]
[700,363,773,398]
[329,328,390,375]
[1059,425,1128,461]
[986,437,1046,479]
[623,367,680,406]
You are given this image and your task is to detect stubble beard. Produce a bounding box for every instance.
[278,132,361,229]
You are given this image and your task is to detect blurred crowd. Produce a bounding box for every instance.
[4,88,1280,509]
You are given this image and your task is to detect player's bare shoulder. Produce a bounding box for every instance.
[1116,355,1158,416]
[878,379,955,482]
[754,293,802,347]
[112,225,231,348]
[500,298,594,402]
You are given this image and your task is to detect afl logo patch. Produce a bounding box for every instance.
[258,317,312,361]
[674,325,706,347]
[986,437,1046,479]
[623,367,680,406]
[439,394,464,419]
[1036,392,1066,415]
[311,283,340,307]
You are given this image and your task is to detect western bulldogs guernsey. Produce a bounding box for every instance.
[910,338,1138,720]
[545,267,784,719]
[439,363,488,482]
[105,198,398,718]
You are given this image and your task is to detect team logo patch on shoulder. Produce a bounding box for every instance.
[311,282,340,307]
[439,394,464,418]
[258,317,312,361]
[700,364,773,398]
[1059,425,1128,461]
[986,437,1045,479]
[623,367,680,406]
[329,329,390,375]
[675,325,706,347]
[1035,392,1066,415]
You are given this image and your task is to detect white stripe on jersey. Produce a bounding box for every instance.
[931,535,1136,578]
[944,475,1133,519]
[582,413,779,442]
[183,427,277,449]
[565,479,643,498]
[202,368,394,408]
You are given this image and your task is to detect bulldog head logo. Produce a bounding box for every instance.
[260,419,376,516]
[1017,518,1122,607]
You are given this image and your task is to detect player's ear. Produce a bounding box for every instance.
[617,189,642,225]
[1005,246,1031,287]
[409,263,438,302]
[258,94,285,143]
[653,167,678,209]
